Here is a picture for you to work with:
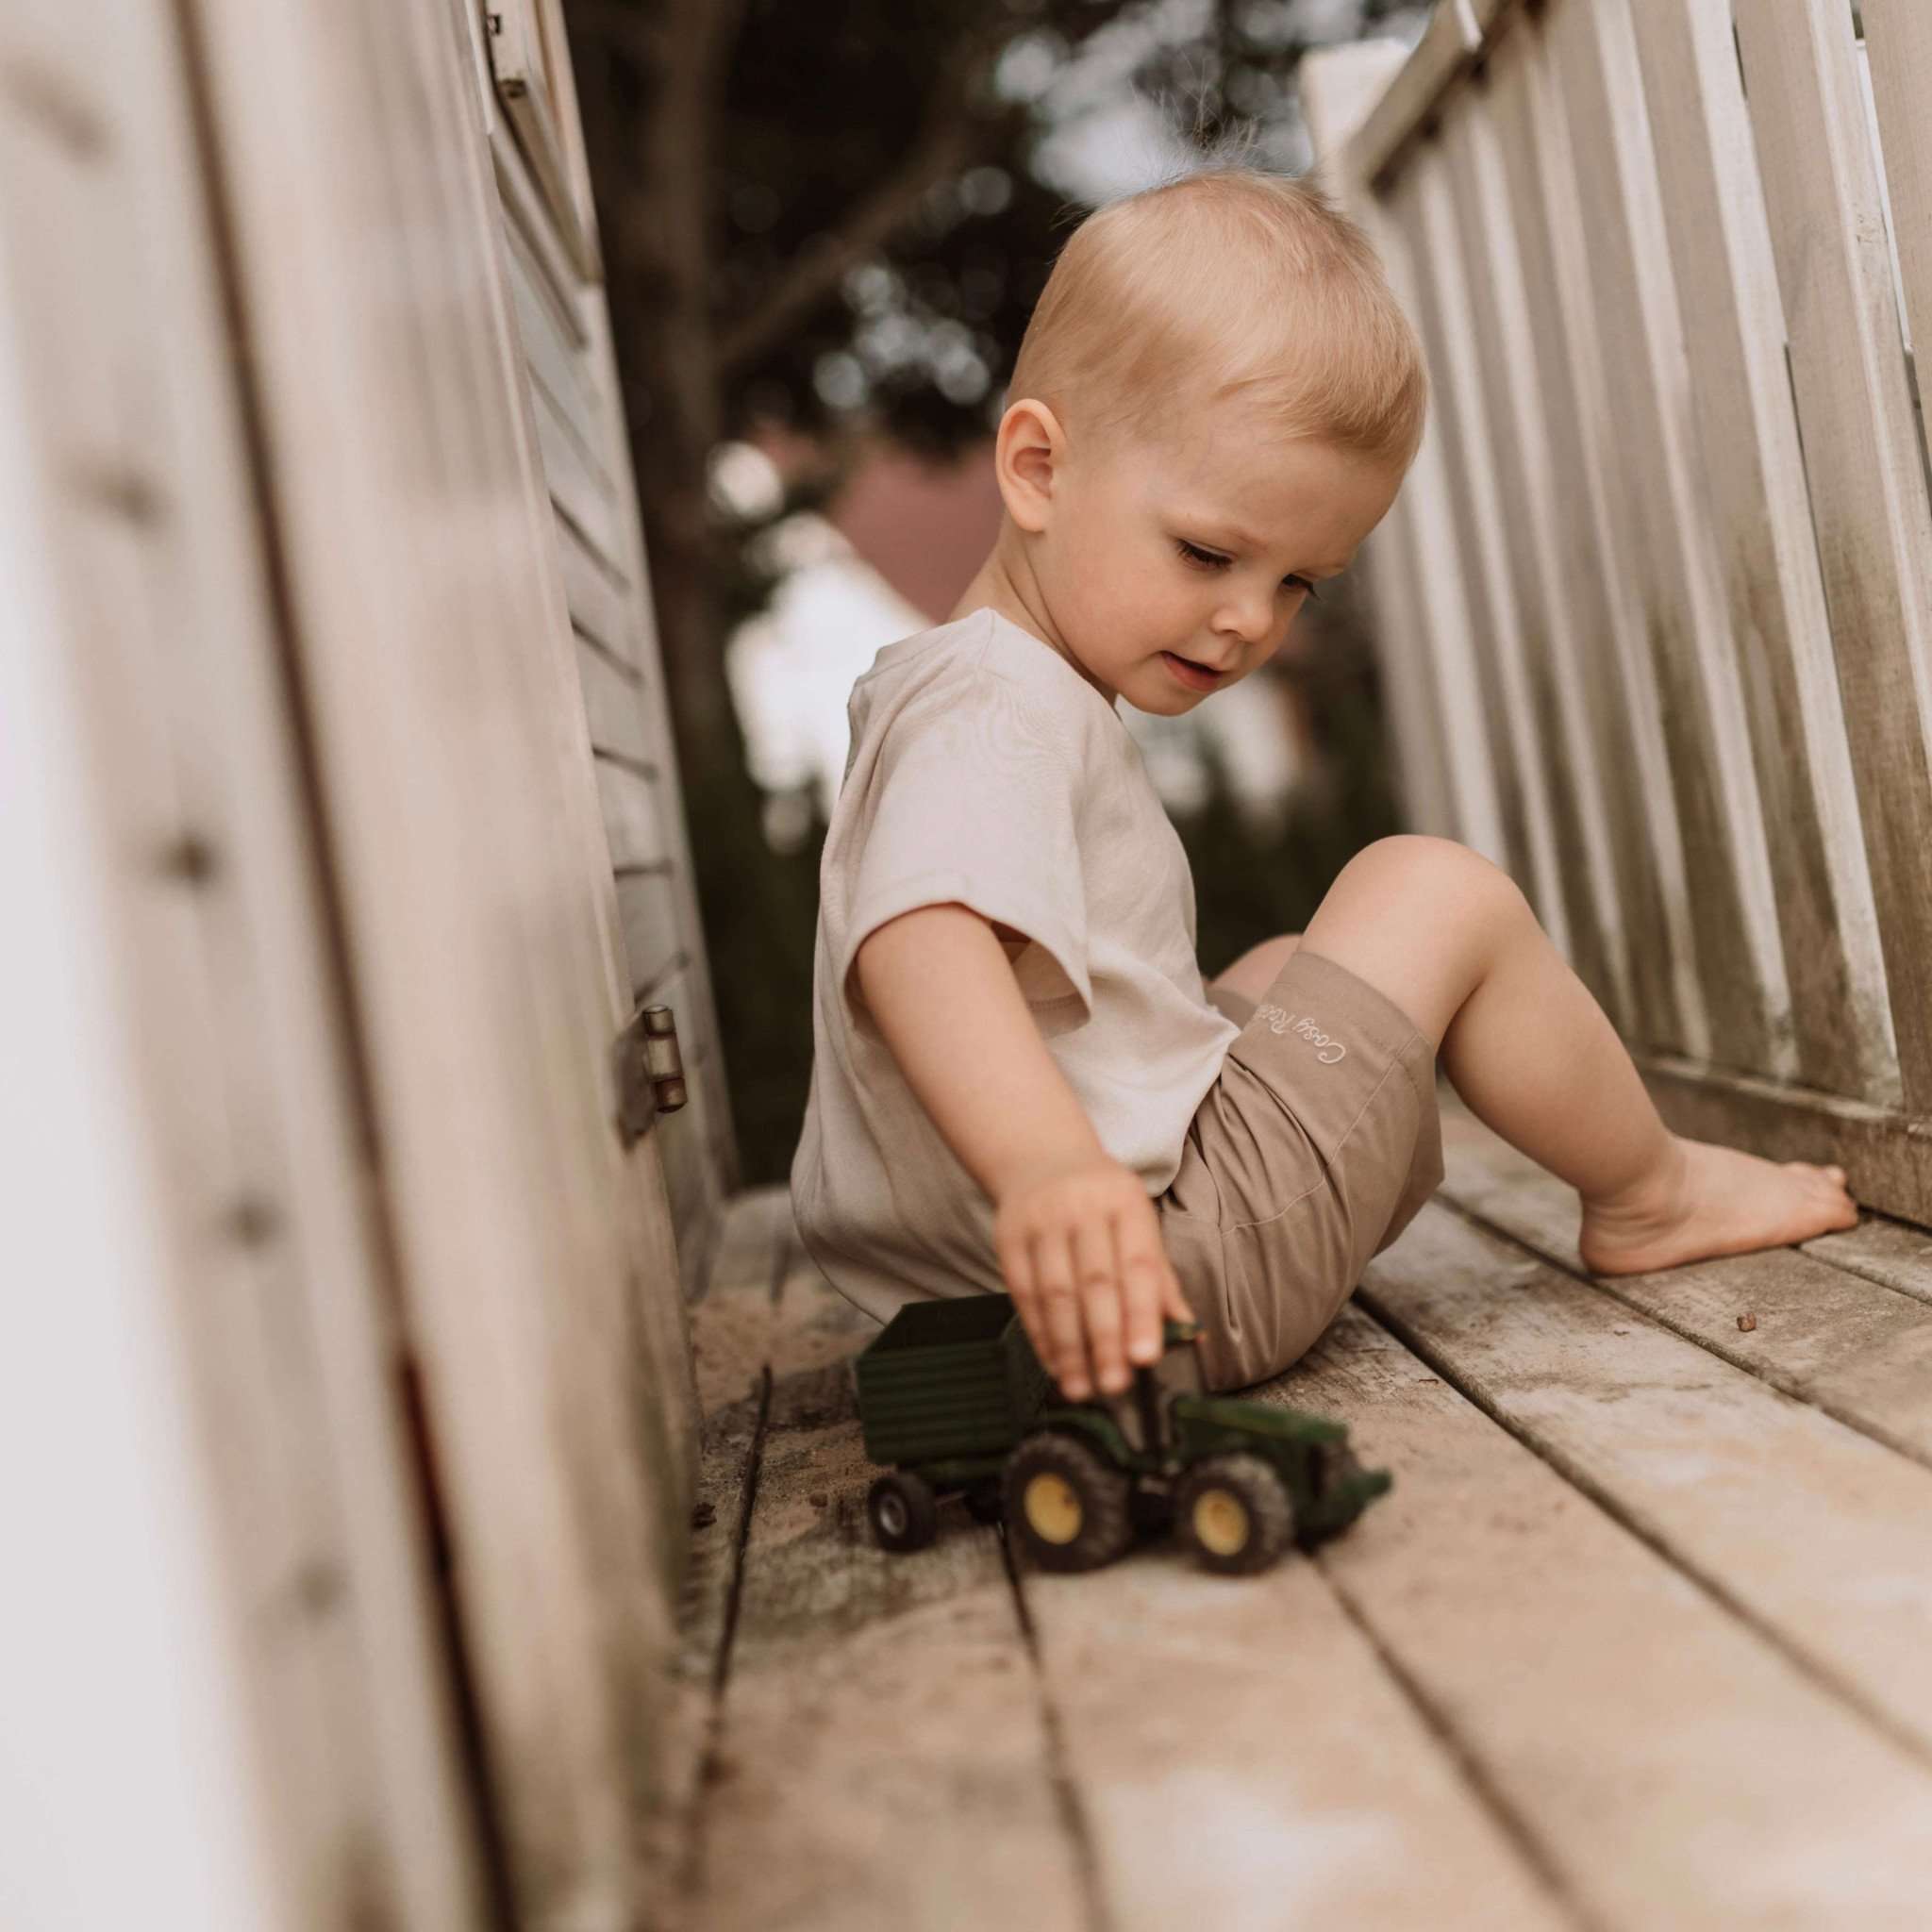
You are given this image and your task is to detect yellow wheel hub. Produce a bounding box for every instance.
[1024,1472,1084,1545]
[1192,1487,1252,1557]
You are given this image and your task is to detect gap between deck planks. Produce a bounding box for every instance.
[645,1134,1932,1930]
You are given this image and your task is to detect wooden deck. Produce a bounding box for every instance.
[645,1092,1932,1929]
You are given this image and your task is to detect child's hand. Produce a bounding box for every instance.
[992,1156,1196,1400]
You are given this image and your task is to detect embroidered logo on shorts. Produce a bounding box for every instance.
[1253,1003,1347,1063]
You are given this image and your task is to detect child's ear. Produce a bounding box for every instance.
[994,396,1064,533]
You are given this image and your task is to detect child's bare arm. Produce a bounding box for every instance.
[854,902,1193,1397]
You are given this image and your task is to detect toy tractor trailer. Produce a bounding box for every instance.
[854,1294,1390,1575]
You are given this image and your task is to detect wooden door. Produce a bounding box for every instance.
[476,0,740,1281]
[175,0,708,1921]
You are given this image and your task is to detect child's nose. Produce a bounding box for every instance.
[1213,592,1275,645]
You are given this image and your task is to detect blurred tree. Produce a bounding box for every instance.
[565,0,1425,1182]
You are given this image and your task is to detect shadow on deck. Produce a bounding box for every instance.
[645,1090,1932,1930]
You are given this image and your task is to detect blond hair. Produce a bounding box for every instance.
[1006,163,1427,472]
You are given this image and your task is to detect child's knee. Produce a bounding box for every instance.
[1345,835,1529,945]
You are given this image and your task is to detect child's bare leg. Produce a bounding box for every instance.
[1295,837,1857,1271]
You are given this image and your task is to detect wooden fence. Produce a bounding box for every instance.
[1304,0,1932,1225]
[1,0,729,1924]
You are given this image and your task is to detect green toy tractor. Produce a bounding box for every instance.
[853,1294,1390,1575]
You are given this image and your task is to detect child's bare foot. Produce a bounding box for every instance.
[1578,1135,1858,1275]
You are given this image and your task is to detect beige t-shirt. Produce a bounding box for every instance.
[790,605,1241,1326]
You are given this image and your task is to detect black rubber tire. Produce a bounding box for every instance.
[867,1471,939,1553]
[962,1478,1005,1525]
[1002,1432,1135,1573]
[1129,1483,1174,1536]
[1174,1452,1295,1576]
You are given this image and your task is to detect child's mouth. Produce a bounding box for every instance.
[1160,650,1224,691]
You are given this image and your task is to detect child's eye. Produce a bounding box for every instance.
[1174,540,1319,600]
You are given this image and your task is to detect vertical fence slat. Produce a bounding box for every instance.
[1363,492,1463,841]
[1859,3,1932,380]
[1545,0,1796,1079]
[1475,15,1692,1058]
[1303,0,1932,1207]
[1355,178,1509,863]
[1306,37,1499,850]
[1507,9,1707,1059]
[1438,93,1630,1024]
[1392,158,1570,939]
[1614,0,1900,1104]
[1733,0,1932,1112]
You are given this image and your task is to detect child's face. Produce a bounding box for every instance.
[1008,392,1403,712]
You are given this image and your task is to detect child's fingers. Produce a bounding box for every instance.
[997,1228,1064,1389]
[1034,1228,1095,1398]
[1070,1217,1127,1394]
[1112,1211,1167,1369]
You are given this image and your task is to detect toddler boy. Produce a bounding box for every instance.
[790,165,1857,1400]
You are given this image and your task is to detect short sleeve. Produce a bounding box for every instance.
[838,676,1091,1027]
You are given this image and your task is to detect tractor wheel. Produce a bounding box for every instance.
[1174,1453,1295,1575]
[1002,1433,1135,1573]
[867,1471,939,1553]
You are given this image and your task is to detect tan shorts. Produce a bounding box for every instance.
[1157,946,1445,1393]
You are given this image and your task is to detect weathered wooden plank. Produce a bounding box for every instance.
[635,1283,774,1910]
[1358,1202,1932,1763]
[1346,0,1482,188]
[1804,1216,1932,1312]
[504,211,601,457]
[1434,1108,1932,1470]
[489,115,586,345]
[1356,183,1507,862]
[618,867,687,998]
[1283,1306,1932,1928]
[190,0,696,1917]
[1013,1547,1567,1928]
[1860,3,1932,387]
[0,3,489,1924]
[1384,162,1542,891]
[657,1101,714,1285]
[1546,0,1793,1080]
[1366,502,1464,841]
[1505,8,1704,1058]
[591,750,668,872]
[1302,42,1494,851]
[533,371,626,578]
[682,1254,1089,1932]
[579,289,741,1194]
[1733,0,1932,1109]
[575,627,654,766]
[1482,25,1685,1048]
[558,511,641,667]
[1439,94,1627,1021]
[1636,1051,1932,1232]
[641,955,724,1285]
[1620,0,1897,1105]
[484,0,599,281]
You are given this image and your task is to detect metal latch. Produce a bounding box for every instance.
[613,1003,688,1143]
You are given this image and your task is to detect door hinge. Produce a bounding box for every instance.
[613,1003,688,1144]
